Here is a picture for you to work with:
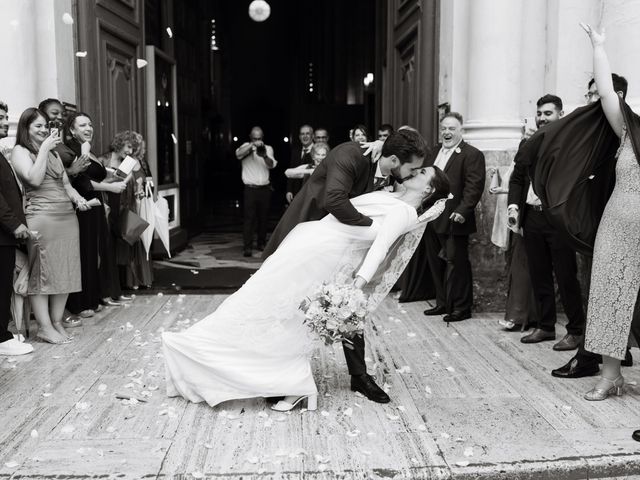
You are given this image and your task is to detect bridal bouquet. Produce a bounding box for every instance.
[299,276,368,348]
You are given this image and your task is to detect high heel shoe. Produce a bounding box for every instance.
[270,394,317,412]
[584,375,624,401]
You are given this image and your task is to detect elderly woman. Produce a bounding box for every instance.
[100,131,139,299]
[11,108,91,344]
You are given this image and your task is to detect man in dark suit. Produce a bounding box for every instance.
[263,130,426,403]
[423,112,486,322]
[286,124,314,204]
[507,94,586,350]
[0,100,34,355]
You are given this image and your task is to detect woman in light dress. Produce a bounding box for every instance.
[12,108,92,344]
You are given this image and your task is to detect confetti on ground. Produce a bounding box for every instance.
[562,405,572,412]
[397,405,406,412]
[320,410,330,417]
[42,392,52,397]
[407,332,416,338]
[30,429,38,438]
[456,461,470,467]
[425,386,432,395]
[396,365,411,374]
[417,424,427,432]
[386,414,400,421]
[446,366,456,373]
[441,432,451,439]
[343,408,353,417]
[464,447,474,457]
[4,461,19,468]
[61,425,75,434]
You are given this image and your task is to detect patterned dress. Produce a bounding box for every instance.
[585,126,640,359]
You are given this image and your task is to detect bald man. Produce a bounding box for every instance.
[235,126,277,257]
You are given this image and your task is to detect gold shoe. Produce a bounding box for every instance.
[584,375,624,401]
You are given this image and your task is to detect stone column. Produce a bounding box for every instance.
[463,0,524,150]
[0,0,76,134]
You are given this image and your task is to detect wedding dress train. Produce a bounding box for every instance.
[162,192,441,407]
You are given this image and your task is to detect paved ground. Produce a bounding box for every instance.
[2,293,640,479]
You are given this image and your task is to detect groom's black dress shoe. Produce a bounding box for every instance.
[424,305,446,316]
[443,311,471,323]
[551,356,599,379]
[633,430,640,442]
[351,374,390,403]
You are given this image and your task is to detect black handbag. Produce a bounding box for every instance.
[120,209,149,245]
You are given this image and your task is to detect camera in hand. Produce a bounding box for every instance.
[256,144,267,157]
[48,120,63,137]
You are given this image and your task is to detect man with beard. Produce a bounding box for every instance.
[261,130,427,403]
[508,94,586,350]
[423,112,486,322]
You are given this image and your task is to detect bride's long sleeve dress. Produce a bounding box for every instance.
[162,192,423,407]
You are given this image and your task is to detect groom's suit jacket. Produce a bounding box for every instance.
[262,141,376,258]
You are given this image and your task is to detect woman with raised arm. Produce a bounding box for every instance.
[579,23,640,401]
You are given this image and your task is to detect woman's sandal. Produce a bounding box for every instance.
[270,395,317,412]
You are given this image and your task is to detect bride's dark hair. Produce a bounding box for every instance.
[417,166,450,215]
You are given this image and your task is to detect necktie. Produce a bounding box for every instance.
[374,176,388,191]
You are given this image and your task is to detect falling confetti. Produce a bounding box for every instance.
[171,134,178,144]
[136,58,147,69]
[76,51,87,57]
[166,27,173,38]
[62,13,74,24]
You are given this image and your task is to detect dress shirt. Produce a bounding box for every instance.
[433,140,462,171]
[237,143,277,186]
[526,183,542,206]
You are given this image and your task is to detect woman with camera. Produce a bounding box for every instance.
[11,108,91,344]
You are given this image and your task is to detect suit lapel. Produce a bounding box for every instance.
[443,141,465,174]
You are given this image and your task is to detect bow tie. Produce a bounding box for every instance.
[374,176,390,190]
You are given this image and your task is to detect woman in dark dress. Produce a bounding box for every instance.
[58,113,127,320]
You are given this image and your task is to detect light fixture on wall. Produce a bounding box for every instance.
[248,1,270,22]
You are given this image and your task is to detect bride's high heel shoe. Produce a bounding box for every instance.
[270,394,317,412]
[584,375,624,401]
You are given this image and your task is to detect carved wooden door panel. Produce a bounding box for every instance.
[75,0,145,153]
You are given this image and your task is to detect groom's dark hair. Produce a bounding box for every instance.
[381,129,427,163]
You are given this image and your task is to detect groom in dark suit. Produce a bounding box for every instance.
[423,112,486,322]
[263,130,427,403]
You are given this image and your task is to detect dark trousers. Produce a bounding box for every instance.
[0,246,16,342]
[424,224,473,313]
[343,334,366,376]
[243,185,271,250]
[522,208,585,334]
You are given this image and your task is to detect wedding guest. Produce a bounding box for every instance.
[552,75,634,378]
[284,142,330,185]
[38,98,64,125]
[99,131,137,305]
[378,124,394,141]
[489,164,537,331]
[57,113,126,322]
[570,25,640,401]
[286,124,314,204]
[350,125,368,143]
[509,95,586,350]
[0,100,34,355]
[235,126,277,257]
[121,131,153,289]
[314,127,329,145]
[423,112,486,322]
[12,108,91,344]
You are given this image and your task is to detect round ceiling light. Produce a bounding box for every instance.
[248,0,271,22]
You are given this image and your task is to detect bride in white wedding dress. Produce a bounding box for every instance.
[162,166,450,410]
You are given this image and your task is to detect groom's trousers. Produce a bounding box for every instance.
[343,335,366,376]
